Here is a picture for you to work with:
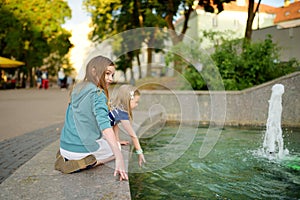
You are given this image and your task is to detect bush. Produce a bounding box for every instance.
[182,35,299,90]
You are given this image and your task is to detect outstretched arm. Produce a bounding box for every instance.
[113,125,129,146]
[120,120,146,167]
[102,127,128,181]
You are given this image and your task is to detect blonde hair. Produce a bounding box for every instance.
[73,55,115,104]
[111,84,140,120]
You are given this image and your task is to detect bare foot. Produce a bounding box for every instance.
[120,140,130,145]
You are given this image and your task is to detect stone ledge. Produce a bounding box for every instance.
[0,140,131,200]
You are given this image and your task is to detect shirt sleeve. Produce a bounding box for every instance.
[118,109,129,121]
[110,109,129,124]
[92,89,111,131]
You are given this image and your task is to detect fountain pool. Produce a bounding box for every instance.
[129,126,300,199]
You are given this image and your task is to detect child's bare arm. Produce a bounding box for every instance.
[120,120,141,150]
[120,120,146,166]
[113,125,120,141]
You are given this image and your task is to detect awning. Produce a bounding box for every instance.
[0,56,25,68]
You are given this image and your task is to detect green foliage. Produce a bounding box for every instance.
[83,0,122,41]
[211,35,298,90]
[273,58,299,77]
[84,0,168,78]
[166,40,224,91]
[83,0,236,79]
[169,35,298,90]
[0,0,73,86]
[182,66,207,90]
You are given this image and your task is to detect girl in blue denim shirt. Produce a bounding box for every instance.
[109,85,146,167]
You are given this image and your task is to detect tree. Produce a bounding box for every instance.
[156,0,235,45]
[245,0,261,41]
[83,0,236,76]
[152,0,235,73]
[0,0,73,87]
[138,4,167,77]
[84,0,166,78]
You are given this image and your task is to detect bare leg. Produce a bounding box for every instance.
[94,155,115,166]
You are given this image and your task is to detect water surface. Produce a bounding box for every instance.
[129,126,300,199]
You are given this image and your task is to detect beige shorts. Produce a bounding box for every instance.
[60,138,114,161]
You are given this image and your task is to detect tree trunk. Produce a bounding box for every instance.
[244,0,261,41]
[146,28,159,77]
[125,52,135,85]
[29,66,34,88]
[165,1,192,45]
[165,0,193,74]
[135,0,143,27]
[129,64,135,85]
[123,70,127,82]
[146,48,152,77]
[136,53,142,79]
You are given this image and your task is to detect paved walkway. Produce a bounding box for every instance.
[0,88,69,183]
[0,88,69,141]
[0,122,62,183]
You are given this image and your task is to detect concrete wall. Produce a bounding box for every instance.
[252,26,300,62]
[137,72,300,128]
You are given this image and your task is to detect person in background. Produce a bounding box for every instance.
[66,75,73,89]
[1,70,6,82]
[41,69,48,89]
[109,84,146,167]
[55,55,128,181]
[58,68,66,88]
[35,69,42,89]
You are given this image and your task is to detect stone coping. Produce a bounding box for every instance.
[0,140,131,200]
[139,71,300,95]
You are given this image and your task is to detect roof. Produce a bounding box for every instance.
[223,2,276,13]
[176,1,300,28]
[195,1,276,14]
[274,1,300,23]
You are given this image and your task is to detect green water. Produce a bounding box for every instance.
[129,126,300,200]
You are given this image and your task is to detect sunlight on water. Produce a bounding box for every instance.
[129,126,300,199]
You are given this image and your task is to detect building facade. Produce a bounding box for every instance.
[175,0,276,48]
[252,1,300,61]
[175,0,300,62]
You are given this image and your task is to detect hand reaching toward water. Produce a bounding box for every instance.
[138,154,146,167]
[114,157,128,181]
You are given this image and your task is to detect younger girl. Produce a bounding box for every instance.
[109,85,146,167]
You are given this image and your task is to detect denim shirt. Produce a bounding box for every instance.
[60,82,111,153]
[108,108,129,126]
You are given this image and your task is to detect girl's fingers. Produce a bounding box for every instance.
[115,169,128,181]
